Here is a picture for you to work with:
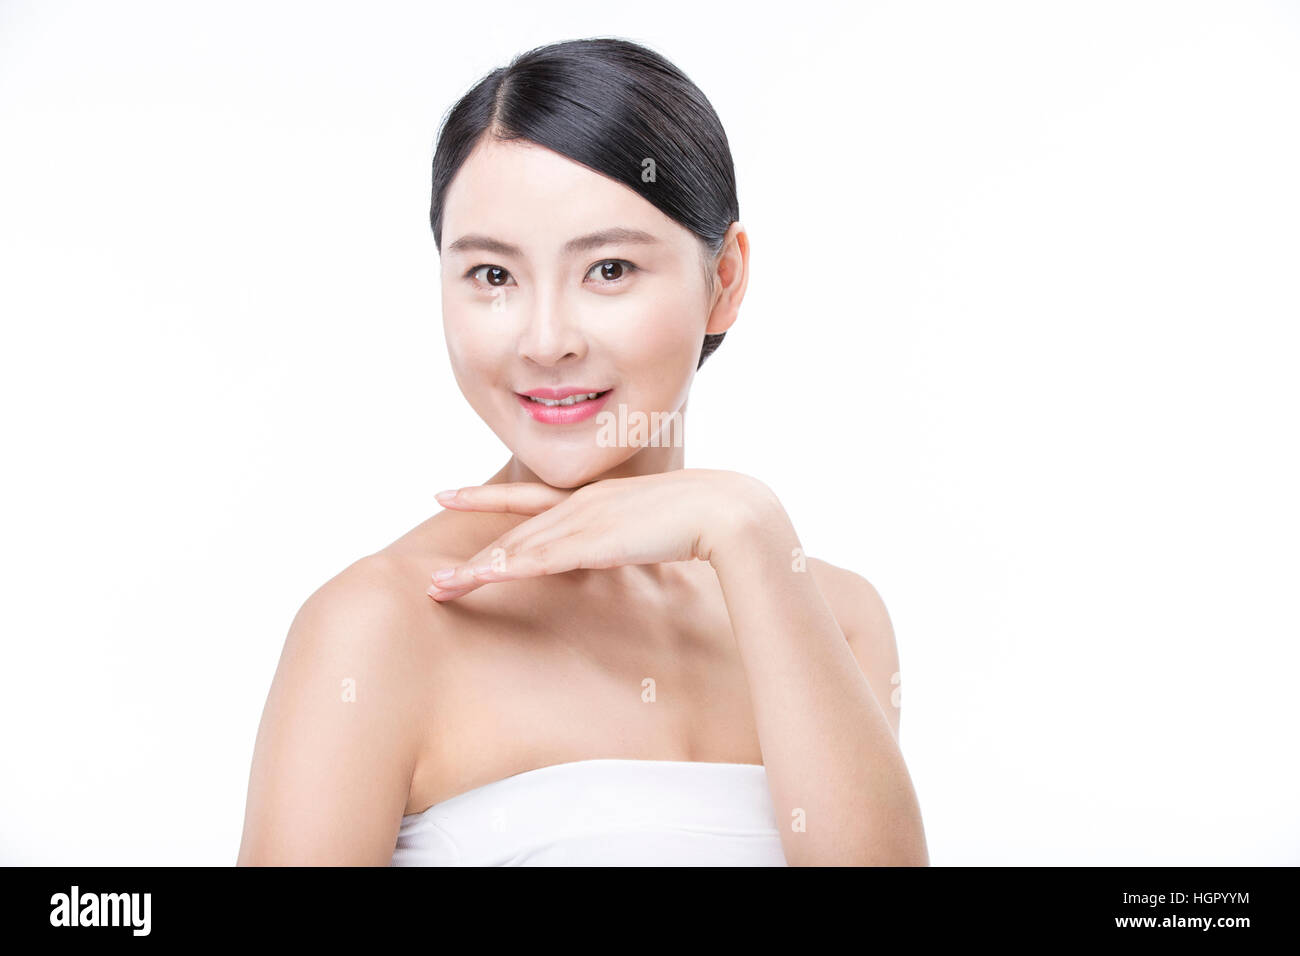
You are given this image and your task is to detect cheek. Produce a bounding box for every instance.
[609,287,705,371]
[441,301,499,379]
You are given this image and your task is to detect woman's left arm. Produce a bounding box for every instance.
[701,479,929,866]
[427,468,929,866]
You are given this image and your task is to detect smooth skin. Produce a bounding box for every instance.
[236,135,929,866]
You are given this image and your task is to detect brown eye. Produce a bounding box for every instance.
[468,265,514,287]
[585,260,637,284]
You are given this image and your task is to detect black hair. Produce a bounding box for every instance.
[429,37,739,369]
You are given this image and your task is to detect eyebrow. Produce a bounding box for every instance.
[445,227,661,258]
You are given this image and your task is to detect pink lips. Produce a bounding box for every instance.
[515,386,613,424]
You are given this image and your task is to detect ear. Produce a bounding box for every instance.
[705,222,750,336]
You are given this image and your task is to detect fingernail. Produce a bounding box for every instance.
[435,490,458,503]
[433,568,456,581]
[426,585,440,597]
[472,564,494,576]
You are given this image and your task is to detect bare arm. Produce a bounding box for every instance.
[808,557,904,744]
[705,491,928,866]
[236,557,425,865]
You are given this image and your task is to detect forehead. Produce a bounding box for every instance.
[440,136,689,255]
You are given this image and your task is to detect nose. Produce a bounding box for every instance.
[514,282,587,366]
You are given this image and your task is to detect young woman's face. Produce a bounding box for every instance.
[438,135,718,488]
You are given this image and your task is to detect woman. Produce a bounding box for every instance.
[236,36,928,867]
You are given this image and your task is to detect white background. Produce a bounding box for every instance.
[1,0,1296,865]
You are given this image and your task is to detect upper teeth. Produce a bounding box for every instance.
[528,392,602,406]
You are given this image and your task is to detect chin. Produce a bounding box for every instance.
[515,448,625,489]
[525,459,606,489]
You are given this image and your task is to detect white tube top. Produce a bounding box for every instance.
[391,758,787,866]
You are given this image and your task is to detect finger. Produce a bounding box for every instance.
[428,527,535,593]
[429,550,504,594]
[431,524,586,597]
[467,531,587,586]
[428,496,580,591]
[434,482,572,515]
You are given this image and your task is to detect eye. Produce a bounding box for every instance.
[584,259,637,286]
[465,264,515,288]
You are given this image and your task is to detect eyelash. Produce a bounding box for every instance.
[463,259,638,290]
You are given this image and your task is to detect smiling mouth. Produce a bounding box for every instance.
[520,389,612,407]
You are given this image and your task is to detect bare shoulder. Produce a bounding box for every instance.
[275,550,444,688]
[806,557,903,740]
[236,551,438,865]
[293,551,425,640]
[805,558,895,646]
[277,543,473,735]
